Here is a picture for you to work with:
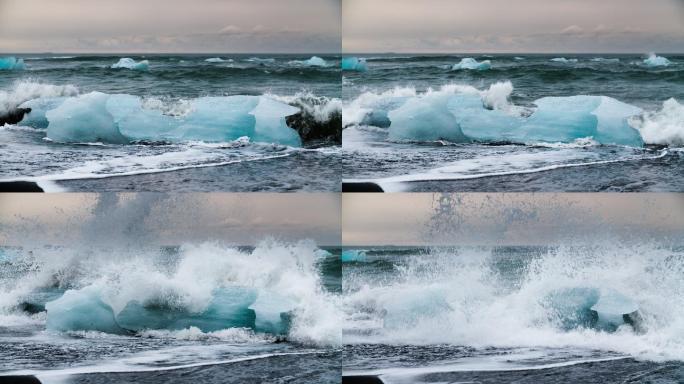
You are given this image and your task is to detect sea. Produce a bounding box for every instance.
[0,243,342,383]
[342,246,684,383]
[0,54,341,192]
[342,54,684,192]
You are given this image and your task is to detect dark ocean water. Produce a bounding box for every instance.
[341,246,684,383]
[0,54,341,191]
[342,54,684,192]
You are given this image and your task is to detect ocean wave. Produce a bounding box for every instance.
[343,245,684,361]
[1,240,341,347]
[343,81,682,147]
[0,80,79,117]
[630,98,684,146]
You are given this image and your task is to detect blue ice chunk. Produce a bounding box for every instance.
[643,54,671,67]
[248,291,295,334]
[174,96,259,142]
[342,57,368,72]
[591,96,643,146]
[388,93,468,142]
[45,92,129,144]
[45,286,126,334]
[18,97,69,128]
[520,96,643,146]
[116,287,258,332]
[300,56,328,67]
[451,58,491,71]
[550,57,578,63]
[106,94,179,142]
[341,250,367,262]
[249,97,301,146]
[0,57,26,70]
[382,286,450,329]
[446,93,523,142]
[41,93,303,145]
[590,289,639,330]
[111,58,149,71]
[205,57,231,63]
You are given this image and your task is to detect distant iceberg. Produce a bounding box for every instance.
[550,57,578,63]
[111,58,149,71]
[341,57,368,72]
[451,58,491,71]
[0,56,26,70]
[246,57,276,64]
[590,57,620,63]
[289,56,329,67]
[301,56,328,67]
[643,53,671,67]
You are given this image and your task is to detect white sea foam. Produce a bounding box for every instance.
[0,240,341,347]
[633,98,684,146]
[343,245,684,361]
[0,80,79,116]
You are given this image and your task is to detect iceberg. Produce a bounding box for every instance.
[111,58,150,71]
[37,92,302,145]
[46,92,130,144]
[451,58,491,71]
[249,96,301,146]
[371,85,644,146]
[0,56,26,70]
[18,97,69,128]
[248,291,295,334]
[341,250,367,262]
[388,92,468,142]
[116,287,258,332]
[44,285,294,335]
[448,93,523,143]
[520,96,643,147]
[590,289,640,331]
[246,57,275,64]
[300,56,328,67]
[643,53,671,67]
[550,57,578,63]
[590,57,620,63]
[544,287,642,332]
[342,57,368,72]
[45,286,127,334]
[205,57,231,63]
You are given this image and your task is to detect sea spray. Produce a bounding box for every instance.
[1,240,342,346]
[342,244,684,361]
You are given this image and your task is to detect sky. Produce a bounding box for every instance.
[0,193,341,246]
[0,0,341,53]
[343,193,684,246]
[343,0,684,53]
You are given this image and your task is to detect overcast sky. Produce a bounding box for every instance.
[0,0,340,53]
[343,0,684,53]
[343,193,684,246]
[0,193,341,246]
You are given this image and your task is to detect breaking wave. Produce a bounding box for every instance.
[342,245,684,361]
[0,240,341,347]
